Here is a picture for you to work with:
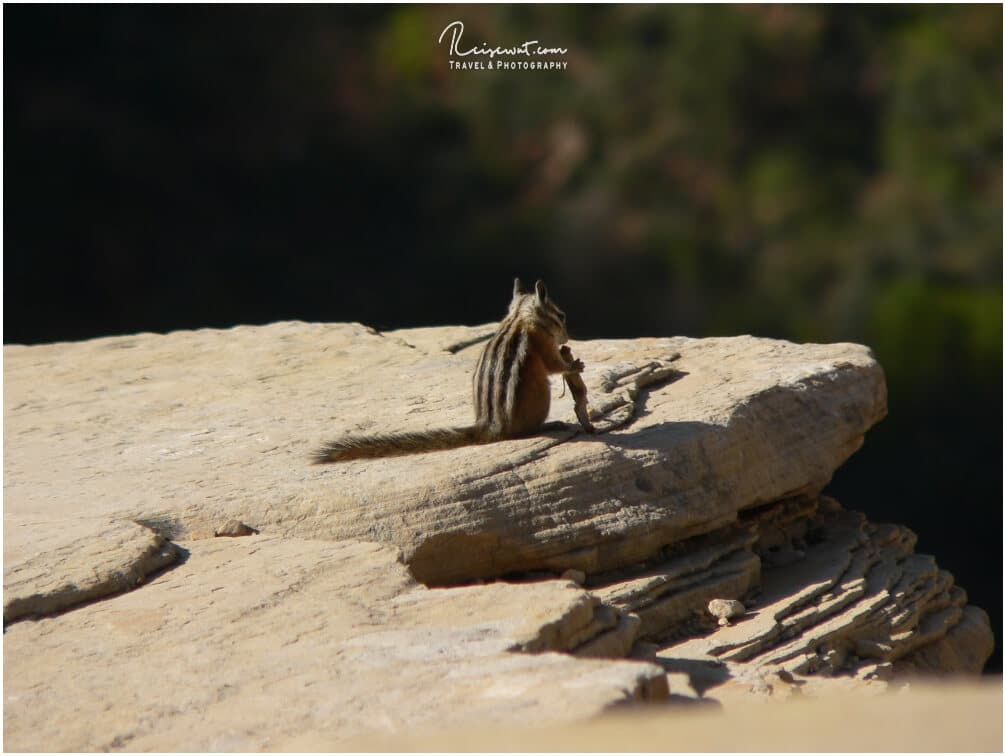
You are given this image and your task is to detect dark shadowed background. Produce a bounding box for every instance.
[4,5,1001,669]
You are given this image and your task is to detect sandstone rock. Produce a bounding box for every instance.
[3,519,175,624]
[4,323,887,591]
[655,497,994,693]
[3,322,993,750]
[574,611,642,659]
[3,536,667,751]
[893,605,997,676]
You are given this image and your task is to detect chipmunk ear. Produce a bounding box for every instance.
[512,277,527,298]
[534,279,548,302]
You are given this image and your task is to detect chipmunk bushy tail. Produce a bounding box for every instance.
[311,426,485,463]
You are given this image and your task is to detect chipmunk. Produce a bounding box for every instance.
[312,278,585,463]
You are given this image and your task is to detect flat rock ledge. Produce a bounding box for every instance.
[3,321,994,750]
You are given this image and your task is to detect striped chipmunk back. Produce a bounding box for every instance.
[473,278,569,436]
[313,278,579,463]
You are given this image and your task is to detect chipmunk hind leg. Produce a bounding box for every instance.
[506,353,552,436]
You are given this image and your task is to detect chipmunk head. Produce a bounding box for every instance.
[511,277,569,344]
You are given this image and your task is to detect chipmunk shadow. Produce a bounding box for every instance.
[543,418,718,453]
[544,369,710,451]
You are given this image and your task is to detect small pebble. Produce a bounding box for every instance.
[707,598,745,621]
[214,519,258,537]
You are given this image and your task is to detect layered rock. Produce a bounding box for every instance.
[608,496,993,701]
[3,519,176,624]
[4,536,667,751]
[3,321,993,750]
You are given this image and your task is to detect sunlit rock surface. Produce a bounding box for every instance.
[3,322,992,750]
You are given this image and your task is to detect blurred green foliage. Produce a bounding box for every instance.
[366,6,1002,381]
